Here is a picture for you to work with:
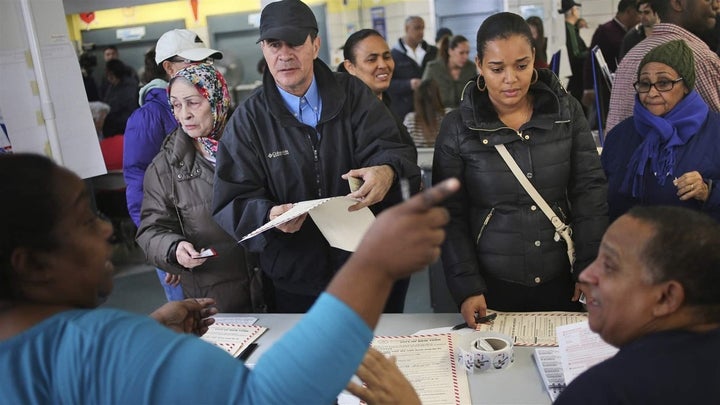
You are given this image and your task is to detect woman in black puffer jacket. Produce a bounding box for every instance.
[433,12,607,327]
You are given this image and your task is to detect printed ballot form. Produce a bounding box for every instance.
[534,321,618,401]
[556,321,618,384]
[371,334,471,405]
[533,347,566,401]
[476,311,589,346]
[240,196,375,252]
[200,321,267,358]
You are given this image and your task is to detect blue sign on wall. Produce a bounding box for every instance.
[371,7,386,39]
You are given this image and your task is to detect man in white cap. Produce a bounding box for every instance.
[154,29,223,77]
[213,0,420,314]
[123,29,222,302]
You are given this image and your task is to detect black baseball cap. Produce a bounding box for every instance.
[558,0,581,14]
[257,0,318,46]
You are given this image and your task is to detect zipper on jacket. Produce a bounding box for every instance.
[467,125,525,140]
[306,131,322,197]
[555,205,568,223]
[468,125,516,135]
[476,208,495,244]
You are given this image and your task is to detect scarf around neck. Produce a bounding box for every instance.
[196,137,218,163]
[621,90,708,198]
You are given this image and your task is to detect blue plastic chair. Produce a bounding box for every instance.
[549,50,561,76]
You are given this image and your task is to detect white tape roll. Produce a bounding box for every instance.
[456,332,514,373]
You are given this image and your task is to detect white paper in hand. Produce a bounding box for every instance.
[240,196,375,252]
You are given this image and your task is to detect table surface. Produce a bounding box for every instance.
[229,312,552,405]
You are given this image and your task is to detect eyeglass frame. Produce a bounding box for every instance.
[166,57,214,65]
[633,77,684,93]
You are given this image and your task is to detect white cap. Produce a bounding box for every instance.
[155,29,223,65]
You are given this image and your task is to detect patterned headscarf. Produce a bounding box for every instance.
[168,63,230,140]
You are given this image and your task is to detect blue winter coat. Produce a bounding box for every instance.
[602,111,720,222]
[123,79,178,225]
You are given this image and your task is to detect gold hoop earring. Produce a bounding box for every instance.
[476,75,486,92]
[531,68,539,85]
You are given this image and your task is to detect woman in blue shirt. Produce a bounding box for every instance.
[0,153,455,404]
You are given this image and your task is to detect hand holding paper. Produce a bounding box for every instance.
[176,241,207,269]
[241,197,375,252]
[343,165,395,211]
[269,203,307,233]
[192,248,217,259]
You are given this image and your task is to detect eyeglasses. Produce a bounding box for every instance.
[633,77,683,93]
[167,57,213,65]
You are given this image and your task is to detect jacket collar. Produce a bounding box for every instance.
[459,69,569,132]
[262,59,345,127]
[167,127,199,171]
[393,38,430,54]
[139,78,168,106]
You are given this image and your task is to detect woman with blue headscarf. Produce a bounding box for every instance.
[137,64,264,312]
[602,40,720,222]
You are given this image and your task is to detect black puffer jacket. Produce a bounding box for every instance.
[433,69,607,306]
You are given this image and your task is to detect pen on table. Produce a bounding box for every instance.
[451,312,498,330]
[237,343,258,361]
[400,177,410,201]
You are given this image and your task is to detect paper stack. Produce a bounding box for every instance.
[533,320,618,400]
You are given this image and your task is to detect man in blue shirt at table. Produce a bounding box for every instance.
[213,0,419,314]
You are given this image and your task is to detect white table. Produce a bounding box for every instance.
[242,313,552,405]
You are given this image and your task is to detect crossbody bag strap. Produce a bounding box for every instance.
[495,144,575,267]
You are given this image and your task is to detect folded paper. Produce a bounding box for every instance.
[240,196,375,252]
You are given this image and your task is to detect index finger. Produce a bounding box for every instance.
[186,298,216,309]
[348,199,370,212]
[404,178,460,211]
[195,297,216,305]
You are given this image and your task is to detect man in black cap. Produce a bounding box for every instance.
[213,0,420,314]
[560,0,588,103]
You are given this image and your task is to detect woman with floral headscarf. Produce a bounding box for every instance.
[137,64,264,313]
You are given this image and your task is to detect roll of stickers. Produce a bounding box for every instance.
[456,332,514,373]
